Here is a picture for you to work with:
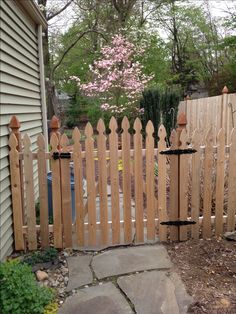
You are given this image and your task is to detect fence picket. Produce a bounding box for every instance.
[215,129,225,236]
[23,134,37,250]
[179,129,189,241]
[109,117,120,244]
[72,127,84,246]
[146,121,155,240]
[134,118,144,243]
[191,130,201,239]
[60,134,73,247]
[169,129,179,241]
[85,123,97,246]
[227,128,236,231]
[37,134,49,248]
[97,119,109,245]
[50,133,63,248]
[121,117,132,243]
[202,129,214,238]
[9,133,24,250]
[158,125,168,241]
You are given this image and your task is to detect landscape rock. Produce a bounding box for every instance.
[36,270,49,281]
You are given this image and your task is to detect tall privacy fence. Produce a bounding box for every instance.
[8,114,236,251]
[178,86,236,144]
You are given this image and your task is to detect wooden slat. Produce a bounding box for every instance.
[37,134,49,248]
[202,129,214,239]
[9,133,24,250]
[179,129,189,241]
[72,128,84,246]
[23,134,37,250]
[169,129,179,241]
[50,133,62,248]
[158,125,168,241]
[109,117,120,244]
[215,129,225,236]
[191,130,201,239]
[122,117,132,243]
[227,128,236,231]
[60,134,73,247]
[97,119,109,245]
[146,121,155,240]
[85,123,97,246]
[134,118,144,243]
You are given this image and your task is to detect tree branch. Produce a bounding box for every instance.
[47,0,74,21]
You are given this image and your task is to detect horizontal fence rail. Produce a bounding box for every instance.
[9,116,236,251]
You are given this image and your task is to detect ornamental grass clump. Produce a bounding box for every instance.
[0,259,54,314]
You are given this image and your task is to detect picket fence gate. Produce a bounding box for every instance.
[9,115,236,251]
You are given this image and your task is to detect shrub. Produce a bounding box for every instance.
[23,248,58,266]
[0,259,54,314]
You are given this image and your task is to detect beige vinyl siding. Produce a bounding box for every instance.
[0,0,45,260]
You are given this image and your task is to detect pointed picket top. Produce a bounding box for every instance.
[72,127,81,143]
[179,128,187,148]
[97,118,106,133]
[170,129,178,149]
[121,116,130,131]
[50,132,59,152]
[205,128,214,147]
[146,120,154,135]
[217,128,225,145]
[23,133,31,149]
[192,129,201,148]
[222,86,228,94]
[158,124,167,141]
[9,115,20,130]
[133,117,142,132]
[230,128,236,146]
[109,116,118,132]
[9,133,18,150]
[60,133,69,152]
[85,122,94,137]
[37,134,45,151]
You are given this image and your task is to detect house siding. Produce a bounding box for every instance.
[0,0,45,260]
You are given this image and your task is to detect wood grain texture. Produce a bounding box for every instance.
[85,123,97,246]
[158,125,168,242]
[215,129,225,236]
[227,128,236,231]
[121,117,132,243]
[37,134,49,248]
[50,133,63,248]
[60,134,73,247]
[23,134,37,250]
[109,117,120,244]
[97,119,109,245]
[9,133,25,250]
[134,118,144,243]
[202,129,214,239]
[72,127,84,246]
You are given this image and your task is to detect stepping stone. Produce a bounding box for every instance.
[59,282,133,314]
[117,271,193,314]
[92,245,172,279]
[66,255,93,291]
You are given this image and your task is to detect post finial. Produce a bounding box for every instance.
[50,115,60,130]
[177,112,187,127]
[9,115,20,131]
[222,86,228,94]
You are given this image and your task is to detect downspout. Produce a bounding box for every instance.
[38,24,49,170]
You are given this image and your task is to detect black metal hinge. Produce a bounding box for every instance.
[160,220,196,226]
[52,152,71,160]
[160,148,197,155]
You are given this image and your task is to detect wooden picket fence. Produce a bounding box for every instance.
[9,115,236,251]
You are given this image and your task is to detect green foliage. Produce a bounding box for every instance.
[23,248,58,266]
[43,302,58,314]
[0,259,54,314]
[140,86,180,141]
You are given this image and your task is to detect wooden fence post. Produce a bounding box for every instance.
[221,86,229,143]
[176,112,187,145]
[50,115,61,145]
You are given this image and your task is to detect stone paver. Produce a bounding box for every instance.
[66,255,93,291]
[92,245,172,279]
[59,282,133,314]
[117,271,193,314]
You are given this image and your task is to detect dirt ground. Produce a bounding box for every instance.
[165,238,236,313]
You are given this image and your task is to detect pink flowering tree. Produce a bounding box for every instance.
[71,34,153,122]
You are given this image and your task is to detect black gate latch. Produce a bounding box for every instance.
[52,152,71,160]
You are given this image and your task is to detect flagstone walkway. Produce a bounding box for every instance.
[59,245,193,314]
